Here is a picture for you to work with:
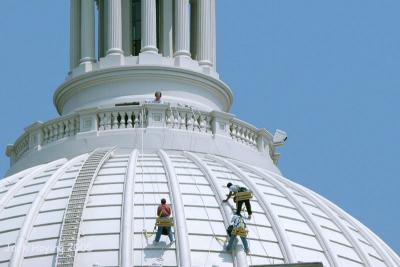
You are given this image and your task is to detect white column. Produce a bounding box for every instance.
[161,0,173,57]
[80,0,96,64]
[198,0,212,67]
[211,0,216,68]
[122,0,132,56]
[106,0,123,56]
[70,0,81,70]
[174,0,191,57]
[141,0,158,53]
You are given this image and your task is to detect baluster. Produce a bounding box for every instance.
[235,125,242,142]
[199,114,205,132]
[98,113,105,130]
[65,120,70,137]
[205,115,212,133]
[43,127,48,144]
[230,123,237,139]
[127,111,133,128]
[105,112,111,130]
[166,110,173,128]
[241,127,247,143]
[51,124,57,142]
[193,113,200,132]
[187,112,194,131]
[75,116,80,133]
[251,132,257,146]
[112,112,119,129]
[173,110,179,129]
[133,110,140,128]
[49,125,55,142]
[119,112,126,128]
[59,121,65,139]
[177,111,184,129]
[70,118,76,135]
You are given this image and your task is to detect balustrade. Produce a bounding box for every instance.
[9,104,273,165]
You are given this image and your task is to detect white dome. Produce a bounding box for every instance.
[0,147,398,267]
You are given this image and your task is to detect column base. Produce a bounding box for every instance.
[100,54,125,68]
[140,46,158,54]
[138,52,163,64]
[76,61,95,74]
[174,55,197,69]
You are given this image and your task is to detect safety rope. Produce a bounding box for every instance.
[189,165,227,267]
[140,107,145,267]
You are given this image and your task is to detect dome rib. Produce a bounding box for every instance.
[119,149,139,267]
[0,159,67,216]
[184,151,249,267]
[158,150,192,267]
[264,170,374,266]
[9,154,87,267]
[311,189,398,267]
[362,224,400,266]
[208,155,295,264]
[0,166,35,190]
[239,162,339,267]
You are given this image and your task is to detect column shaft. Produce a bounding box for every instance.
[141,0,158,53]
[122,0,132,56]
[70,0,81,70]
[107,0,123,55]
[161,0,173,57]
[80,0,96,64]
[198,0,212,67]
[174,0,191,57]
[211,0,216,68]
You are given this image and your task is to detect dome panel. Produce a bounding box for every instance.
[0,148,399,266]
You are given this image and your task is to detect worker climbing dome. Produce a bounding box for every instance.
[1,1,399,267]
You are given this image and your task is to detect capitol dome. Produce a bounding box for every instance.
[1,1,399,267]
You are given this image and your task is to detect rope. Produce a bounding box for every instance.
[189,166,226,266]
[140,107,145,267]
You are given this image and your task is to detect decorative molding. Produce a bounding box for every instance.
[158,149,192,267]
[119,149,139,267]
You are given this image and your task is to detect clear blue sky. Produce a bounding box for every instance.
[0,0,399,255]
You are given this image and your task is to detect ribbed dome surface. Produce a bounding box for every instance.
[0,148,398,267]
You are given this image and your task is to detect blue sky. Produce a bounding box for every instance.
[0,0,399,255]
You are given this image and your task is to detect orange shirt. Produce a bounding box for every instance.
[157,204,171,217]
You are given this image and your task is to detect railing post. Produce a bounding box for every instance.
[210,110,234,137]
[78,108,98,133]
[25,122,44,152]
[6,145,16,166]
[144,103,169,128]
[257,128,279,163]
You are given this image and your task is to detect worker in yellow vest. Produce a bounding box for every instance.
[226,214,250,254]
[223,182,253,219]
[154,198,174,243]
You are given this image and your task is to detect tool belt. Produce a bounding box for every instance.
[233,191,253,203]
[155,217,174,227]
[232,227,248,237]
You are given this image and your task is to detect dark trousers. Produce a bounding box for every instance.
[236,200,252,215]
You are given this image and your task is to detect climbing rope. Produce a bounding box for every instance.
[188,164,227,266]
[140,107,146,267]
